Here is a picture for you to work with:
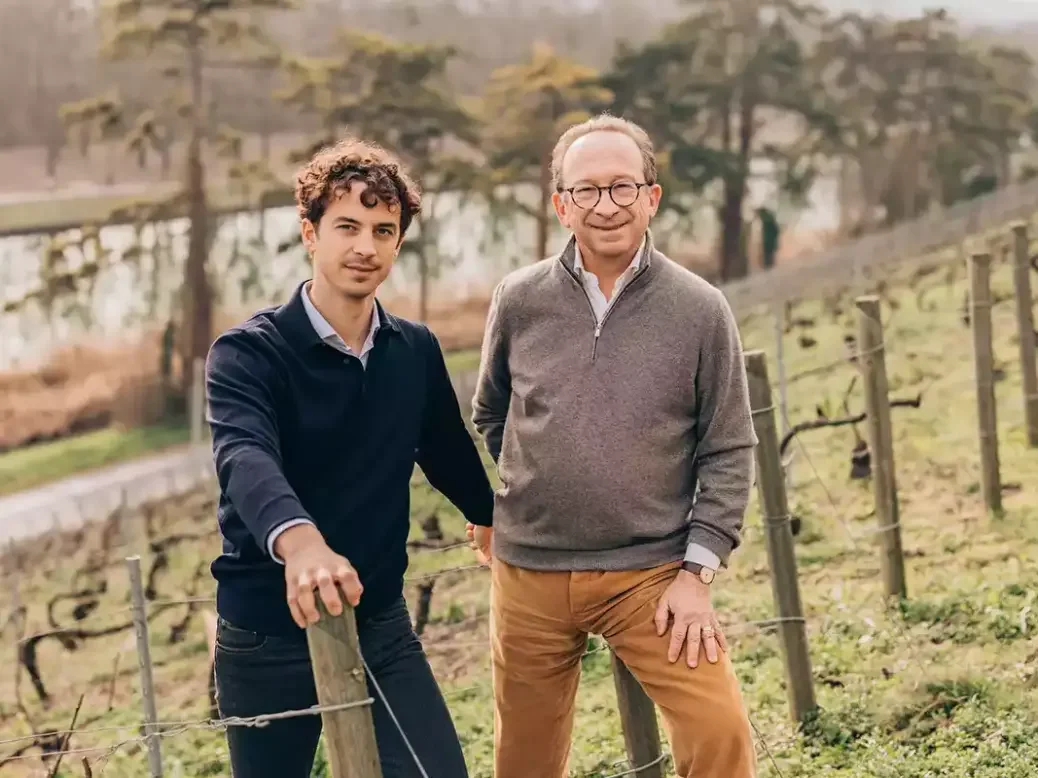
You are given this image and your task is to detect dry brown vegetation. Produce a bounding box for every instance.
[0,294,492,455]
[0,337,169,453]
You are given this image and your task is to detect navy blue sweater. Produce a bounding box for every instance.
[205,281,494,635]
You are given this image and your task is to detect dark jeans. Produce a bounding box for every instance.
[213,595,469,778]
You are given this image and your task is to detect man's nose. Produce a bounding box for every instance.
[353,230,377,257]
[593,191,621,217]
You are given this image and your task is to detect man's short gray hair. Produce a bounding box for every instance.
[550,114,658,192]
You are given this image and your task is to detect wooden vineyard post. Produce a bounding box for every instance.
[773,301,793,486]
[126,556,163,778]
[968,252,1003,517]
[1010,222,1038,447]
[190,356,205,446]
[306,600,382,778]
[745,350,816,723]
[610,653,665,778]
[855,296,907,600]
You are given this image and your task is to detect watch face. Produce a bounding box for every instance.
[700,568,716,584]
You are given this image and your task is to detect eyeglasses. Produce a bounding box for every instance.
[559,181,649,209]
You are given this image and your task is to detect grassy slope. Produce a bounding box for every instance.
[0,350,483,499]
[0,422,191,497]
[3,234,1038,776]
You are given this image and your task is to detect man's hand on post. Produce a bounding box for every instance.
[654,570,727,668]
[273,524,363,629]
[465,523,493,566]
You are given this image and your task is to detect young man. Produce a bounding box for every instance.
[206,138,492,777]
[469,115,759,777]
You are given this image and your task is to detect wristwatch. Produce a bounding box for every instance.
[681,561,716,585]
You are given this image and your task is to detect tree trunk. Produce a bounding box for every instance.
[903,128,922,220]
[260,70,272,162]
[45,139,60,180]
[719,93,753,282]
[105,142,115,187]
[857,150,878,234]
[536,151,551,262]
[180,35,213,388]
[719,180,748,281]
[418,246,429,323]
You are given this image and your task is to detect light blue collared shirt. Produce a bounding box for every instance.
[300,281,381,366]
[572,236,646,325]
[266,282,382,563]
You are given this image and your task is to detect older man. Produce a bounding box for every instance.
[468,114,758,777]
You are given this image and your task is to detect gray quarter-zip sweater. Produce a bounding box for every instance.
[471,232,757,570]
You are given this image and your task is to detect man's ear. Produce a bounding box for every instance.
[647,183,663,215]
[301,219,317,255]
[551,190,570,228]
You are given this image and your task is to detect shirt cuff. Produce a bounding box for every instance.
[684,543,721,570]
[266,518,315,564]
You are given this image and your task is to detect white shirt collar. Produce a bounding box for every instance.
[573,235,647,277]
[301,281,380,353]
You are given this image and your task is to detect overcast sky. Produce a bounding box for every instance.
[824,0,1038,25]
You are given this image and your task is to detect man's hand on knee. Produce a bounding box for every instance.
[276,524,363,628]
[654,571,728,668]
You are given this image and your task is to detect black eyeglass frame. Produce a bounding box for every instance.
[557,181,652,209]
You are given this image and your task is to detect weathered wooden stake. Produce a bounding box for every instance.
[745,350,816,724]
[773,301,793,487]
[968,253,1003,516]
[126,556,163,778]
[1010,222,1038,447]
[306,600,382,778]
[610,653,664,778]
[190,357,205,446]
[855,296,907,600]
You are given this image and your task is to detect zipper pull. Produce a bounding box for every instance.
[592,326,601,360]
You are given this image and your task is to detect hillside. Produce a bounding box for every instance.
[2,216,1038,776]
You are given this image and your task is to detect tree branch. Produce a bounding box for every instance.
[46,694,84,778]
[780,394,923,457]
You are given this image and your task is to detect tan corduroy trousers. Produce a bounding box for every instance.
[489,559,756,778]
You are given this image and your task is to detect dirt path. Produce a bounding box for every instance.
[0,443,212,546]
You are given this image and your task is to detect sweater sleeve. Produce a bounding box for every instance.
[686,292,759,567]
[206,330,314,555]
[415,327,495,526]
[471,281,512,463]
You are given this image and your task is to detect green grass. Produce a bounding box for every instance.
[3,222,1038,776]
[445,347,483,374]
[0,421,191,497]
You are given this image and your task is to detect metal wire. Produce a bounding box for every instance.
[0,698,375,764]
[360,653,431,778]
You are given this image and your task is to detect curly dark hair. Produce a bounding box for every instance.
[294,137,422,237]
